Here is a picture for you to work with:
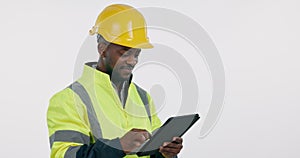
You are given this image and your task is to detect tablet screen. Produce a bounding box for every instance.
[133,113,200,156]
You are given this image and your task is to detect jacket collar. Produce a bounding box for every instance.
[80,62,133,88]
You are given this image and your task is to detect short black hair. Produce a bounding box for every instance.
[97,34,109,45]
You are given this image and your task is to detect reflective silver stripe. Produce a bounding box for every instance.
[134,84,152,123]
[49,130,90,148]
[64,146,81,158]
[69,81,102,139]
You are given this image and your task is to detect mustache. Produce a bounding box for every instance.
[120,65,134,70]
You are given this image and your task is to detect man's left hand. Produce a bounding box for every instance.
[159,137,183,158]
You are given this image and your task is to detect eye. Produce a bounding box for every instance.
[121,51,130,57]
[119,47,140,58]
[134,52,140,58]
[134,49,141,57]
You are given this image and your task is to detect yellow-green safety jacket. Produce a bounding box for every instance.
[47,62,164,158]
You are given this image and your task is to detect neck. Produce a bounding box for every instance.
[112,79,125,91]
[96,58,105,72]
[96,59,128,88]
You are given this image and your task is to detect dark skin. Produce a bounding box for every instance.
[97,42,183,157]
[97,42,140,88]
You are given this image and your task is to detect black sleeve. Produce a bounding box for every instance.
[150,151,164,158]
[76,138,126,158]
[150,151,178,158]
[76,138,178,158]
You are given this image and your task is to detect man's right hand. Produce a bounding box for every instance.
[120,128,150,154]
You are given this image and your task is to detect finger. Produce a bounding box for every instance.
[172,137,183,144]
[131,128,150,135]
[161,145,182,153]
[136,131,150,140]
[160,150,174,158]
[159,146,182,155]
[142,131,151,140]
[133,141,142,147]
[162,142,171,147]
[162,142,183,149]
[159,146,172,154]
[131,129,150,140]
[162,141,177,147]
[134,133,147,142]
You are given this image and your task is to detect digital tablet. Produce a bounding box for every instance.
[130,113,200,156]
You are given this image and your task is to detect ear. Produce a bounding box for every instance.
[97,43,107,57]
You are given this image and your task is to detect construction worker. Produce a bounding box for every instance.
[47,4,183,158]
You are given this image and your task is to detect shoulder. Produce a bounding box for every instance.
[49,83,78,106]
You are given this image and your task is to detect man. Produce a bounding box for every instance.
[47,4,183,158]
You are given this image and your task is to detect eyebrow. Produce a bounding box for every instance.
[122,46,131,51]
[122,47,141,53]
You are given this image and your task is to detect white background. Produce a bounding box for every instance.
[1,0,299,157]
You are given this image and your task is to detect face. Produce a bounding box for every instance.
[102,43,141,81]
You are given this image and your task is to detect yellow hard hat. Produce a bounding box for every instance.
[89,4,153,49]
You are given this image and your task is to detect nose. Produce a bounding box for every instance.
[126,55,138,66]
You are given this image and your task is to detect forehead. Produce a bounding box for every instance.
[108,43,141,52]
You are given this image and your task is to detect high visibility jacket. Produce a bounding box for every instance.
[47,62,163,158]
